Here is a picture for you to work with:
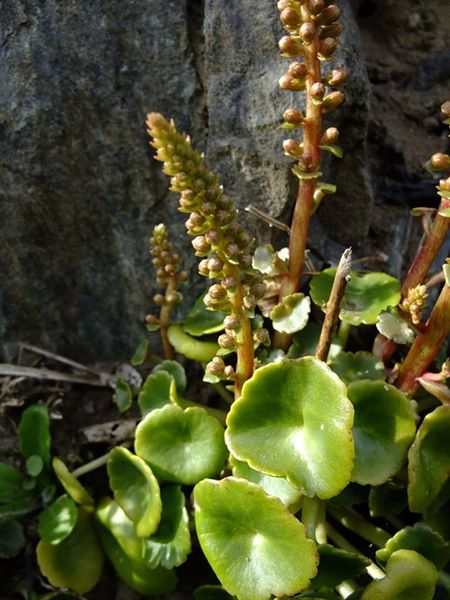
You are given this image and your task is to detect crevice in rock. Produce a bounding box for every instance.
[185,0,208,143]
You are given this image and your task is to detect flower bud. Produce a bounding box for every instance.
[288,61,308,79]
[309,0,325,15]
[243,295,256,310]
[317,4,340,24]
[145,314,159,325]
[321,127,339,144]
[239,254,252,269]
[251,283,267,299]
[311,81,325,101]
[225,243,240,259]
[209,284,227,299]
[299,22,316,43]
[198,259,210,276]
[320,21,342,38]
[439,177,450,191]
[279,74,305,91]
[278,36,303,57]
[277,0,290,10]
[200,201,215,216]
[430,153,450,171]
[222,276,237,290]
[208,257,224,273]
[192,236,210,254]
[328,67,348,86]
[283,138,301,156]
[280,7,301,27]
[153,293,165,306]
[441,101,450,117]
[218,333,236,350]
[178,271,188,282]
[318,37,337,58]
[322,90,344,112]
[254,328,271,346]
[283,108,304,125]
[206,356,225,376]
[205,230,220,244]
[224,315,241,330]
[146,112,166,130]
[224,365,235,379]
[164,263,175,275]
[166,291,182,306]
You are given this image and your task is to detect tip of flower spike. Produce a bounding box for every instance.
[146,112,167,130]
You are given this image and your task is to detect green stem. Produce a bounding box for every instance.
[338,321,352,348]
[302,496,323,541]
[71,447,128,478]
[211,382,234,405]
[159,275,177,360]
[438,571,450,593]
[336,581,358,598]
[327,505,390,548]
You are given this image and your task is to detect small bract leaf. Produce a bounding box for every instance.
[0,517,25,558]
[107,447,162,538]
[153,360,187,393]
[408,405,450,513]
[143,485,191,569]
[376,523,450,570]
[230,456,302,511]
[52,458,94,507]
[360,549,437,600]
[319,144,343,158]
[376,311,415,344]
[37,507,103,594]
[252,244,277,274]
[329,351,385,384]
[96,498,177,595]
[18,404,51,468]
[135,405,228,484]
[0,463,25,503]
[168,324,219,362]
[194,477,318,600]
[131,339,150,366]
[183,293,226,336]
[288,322,342,361]
[310,269,401,325]
[138,370,174,416]
[369,482,407,517]
[113,377,133,413]
[270,293,311,334]
[37,495,78,544]
[311,544,370,588]
[348,380,417,486]
[226,358,354,499]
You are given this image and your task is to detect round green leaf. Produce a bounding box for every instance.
[329,352,385,384]
[360,549,437,600]
[52,458,94,507]
[348,380,417,486]
[107,447,162,537]
[230,456,302,511]
[131,339,150,366]
[270,293,311,334]
[138,370,174,416]
[37,494,78,545]
[376,523,450,570]
[26,455,44,477]
[0,462,25,503]
[310,269,401,325]
[18,404,51,467]
[143,485,191,569]
[408,405,450,514]
[113,377,133,413]
[183,293,226,336]
[194,477,318,600]
[0,517,25,558]
[226,358,354,499]
[135,405,228,484]
[96,498,177,595]
[288,322,342,361]
[311,544,370,588]
[153,360,187,393]
[168,324,219,362]
[37,507,104,595]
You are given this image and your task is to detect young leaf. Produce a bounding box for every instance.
[107,447,162,538]
[329,351,385,384]
[138,370,174,416]
[408,405,450,513]
[167,323,219,362]
[311,544,370,588]
[37,494,78,545]
[270,293,311,334]
[131,339,150,366]
[360,549,437,600]
[135,405,228,484]
[183,293,226,336]
[376,311,415,344]
[194,478,318,600]
[52,458,94,507]
[18,404,51,467]
[348,380,417,486]
[0,517,25,558]
[153,360,187,393]
[376,523,450,570]
[226,358,354,499]
[0,462,25,503]
[113,377,133,413]
[37,507,104,594]
[310,269,401,325]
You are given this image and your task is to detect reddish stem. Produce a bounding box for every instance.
[160,277,176,360]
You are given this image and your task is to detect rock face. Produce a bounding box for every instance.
[0,0,447,361]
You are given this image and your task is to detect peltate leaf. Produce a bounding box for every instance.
[310,269,401,325]
[288,322,342,361]
[360,549,437,600]
[130,339,149,366]
[153,359,187,393]
[18,404,51,468]
[311,544,370,588]
[194,477,318,600]
[329,351,385,384]
[113,377,133,413]
[138,370,174,416]
[270,293,311,334]
[107,447,162,537]
[408,405,450,513]
[37,507,103,594]
[168,324,219,362]
[226,358,354,499]
[135,405,228,484]
[52,458,94,507]
[348,380,417,485]
[0,517,25,558]
[183,293,226,336]
[37,495,78,544]
[376,523,450,570]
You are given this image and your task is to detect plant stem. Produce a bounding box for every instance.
[211,382,234,405]
[302,496,324,541]
[338,321,352,348]
[396,278,450,396]
[438,571,450,594]
[160,275,177,360]
[71,445,129,477]
[327,505,390,548]
[316,248,352,361]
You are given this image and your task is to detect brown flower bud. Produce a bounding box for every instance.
[309,0,325,15]
[208,257,224,273]
[328,67,348,86]
[441,101,450,117]
[206,356,225,376]
[277,0,290,10]
[153,293,165,306]
[279,74,305,92]
[240,254,252,268]
[146,112,166,130]
[145,314,159,325]
[200,201,215,216]
[205,230,220,244]
[225,243,240,259]
[224,315,241,330]
[278,36,303,57]
[178,271,188,282]
[311,81,325,101]
[218,333,236,350]
[283,138,301,156]
[320,21,342,39]
[243,295,256,310]
[280,7,301,27]
[318,37,337,58]
[430,153,450,171]
[224,365,235,379]
[209,284,227,299]
[288,61,308,79]
[323,90,344,112]
[283,108,304,125]
[251,283,267,299]
[321,127,339,144]
[198,259,210,276]
[192,236,210,254]
[222,276,237,290]
[166,291,182,306]
[164,263,175,275]
[299,22,316,43]
[317,4,340,24]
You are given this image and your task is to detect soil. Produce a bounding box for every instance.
[1,1,449,598]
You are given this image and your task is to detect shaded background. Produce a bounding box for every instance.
[1,0,449,362]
